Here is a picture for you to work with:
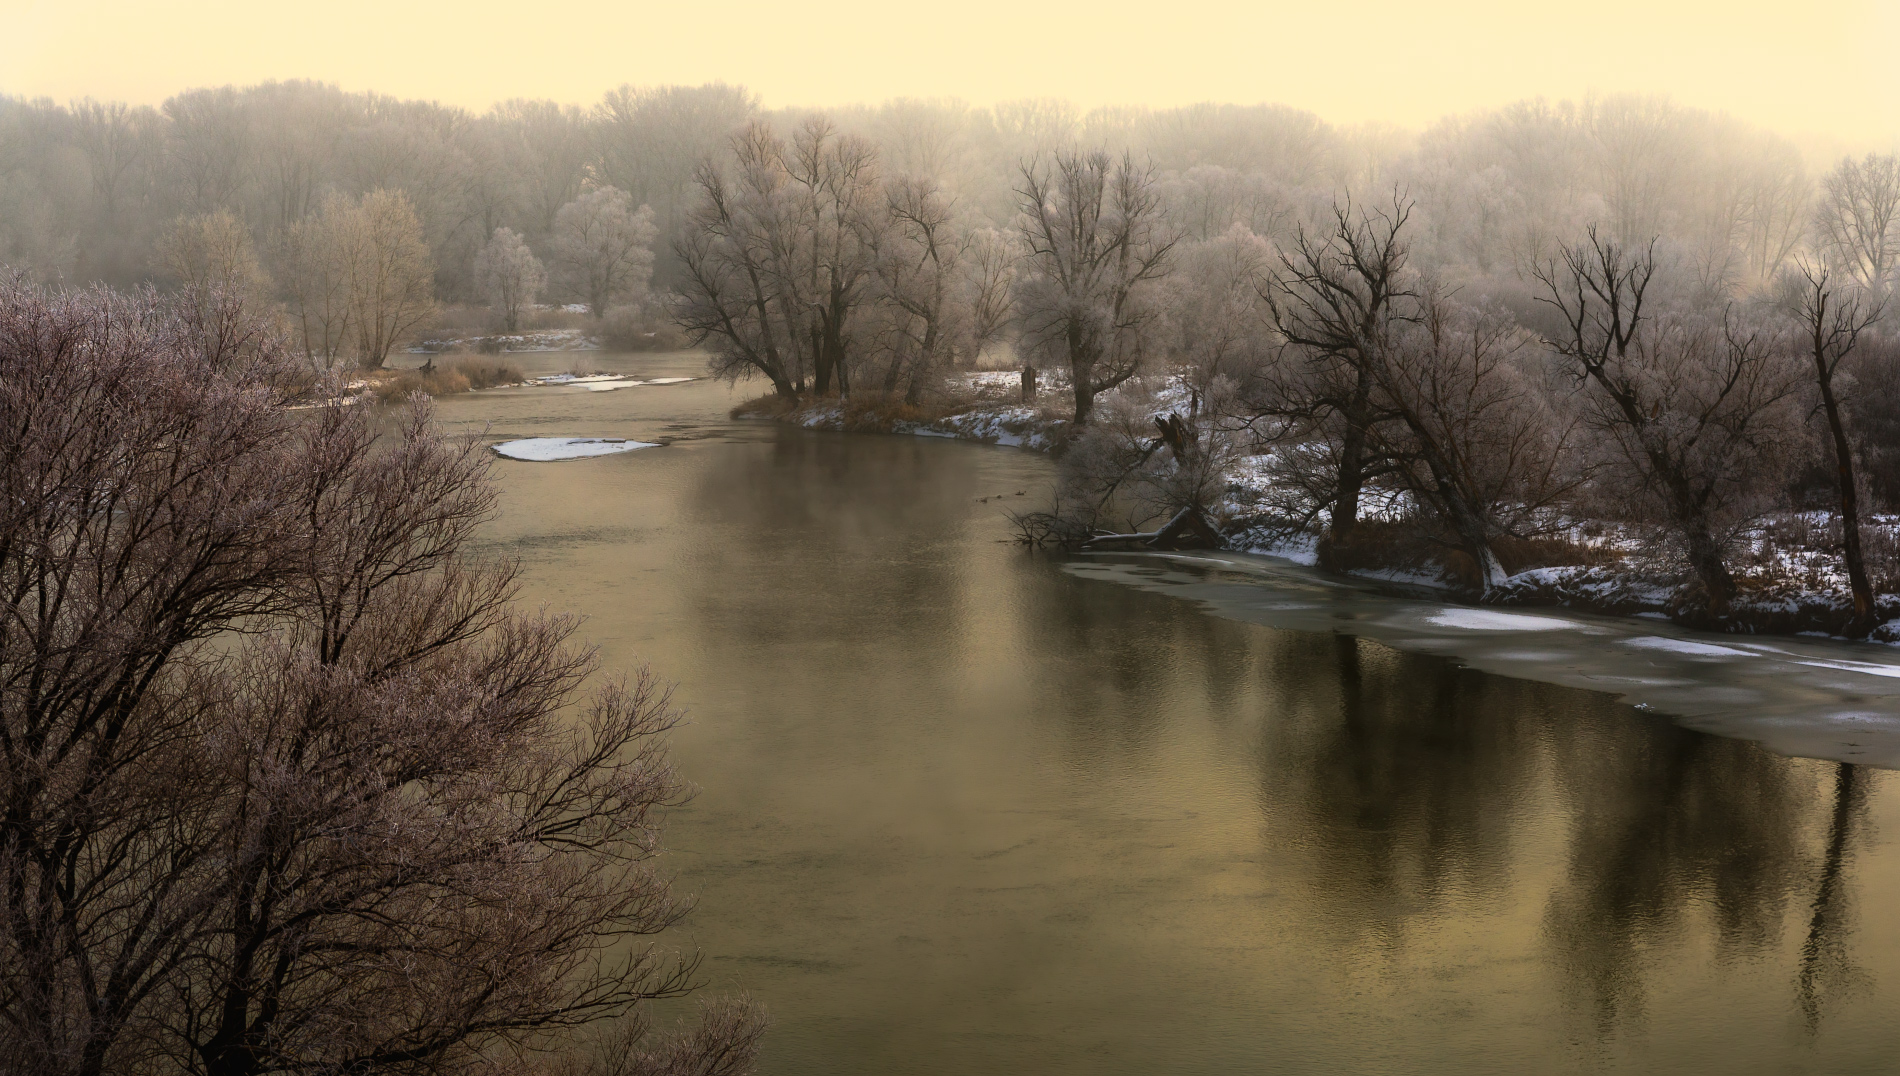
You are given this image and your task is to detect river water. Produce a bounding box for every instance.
[437,351,1900,1075]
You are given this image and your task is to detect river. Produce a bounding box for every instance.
[434,350,1900,1075]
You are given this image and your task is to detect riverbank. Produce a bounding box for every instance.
[731,370,1072,449]
[738,370,1900,644]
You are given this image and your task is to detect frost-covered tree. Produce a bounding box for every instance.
[1374,294,1583,595]
[473,226,546,331]
[156,207,272,316]
[282,189,435,369]
[551,185,656,319]
[673,119,883,397]
[1814,153,1900,296]
[0,279,766,1076]
[1536,231,1807,621]
[1012,150,1176,426]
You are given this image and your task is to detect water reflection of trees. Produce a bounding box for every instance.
[1254,634,1544,942]
[1795,762,1871,1035]
[1238,626,1855,1041]
[1012,558,1267,761]
[1540,724,1814,1035]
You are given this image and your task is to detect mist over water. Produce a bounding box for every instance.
[447,352,1900,1075]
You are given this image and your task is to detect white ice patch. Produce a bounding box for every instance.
[1623,636,1756,658]
[1425,609,1573,632]
[1795,658,1900,679]
[492,437,658,461]
[642,377,697,385]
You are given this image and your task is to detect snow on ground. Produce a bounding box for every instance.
[491,437,658,461]
[922,407,1056,449]
[754,368,1900,643]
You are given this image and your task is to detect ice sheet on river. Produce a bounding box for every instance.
[491,437,658,461]
[1066,550,1900,768]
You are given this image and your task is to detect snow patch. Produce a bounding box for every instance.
[1426,609,1574,632]
[491,437,659,461]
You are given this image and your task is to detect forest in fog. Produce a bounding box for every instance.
[5,80,1900,629]
[9,70,1900,1076]
[0,82,1837,304]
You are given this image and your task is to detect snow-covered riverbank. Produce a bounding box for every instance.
[749,370,1900,645]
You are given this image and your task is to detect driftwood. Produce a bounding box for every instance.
[1079,505,1222,552]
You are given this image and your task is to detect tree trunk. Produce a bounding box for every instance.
[1817,363,1877,636]
[1681,517,1737,620]
[812,325,831,396]
[1331,418,1367,544]
[1021,366,1037,403]
[1329,365,1377,545]
[1071,373,1095,426]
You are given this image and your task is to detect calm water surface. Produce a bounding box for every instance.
[437,351,1900,1075]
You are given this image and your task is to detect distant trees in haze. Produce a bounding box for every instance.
[156,207,272,317]
[551,185,656,319]
[474,225,547,331]
[281,189,435,369]
[1813,153,1900,296]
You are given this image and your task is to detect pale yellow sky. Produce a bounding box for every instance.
[4,0,1897,145]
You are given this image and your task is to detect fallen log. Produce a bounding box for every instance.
[1079,505,1220,552]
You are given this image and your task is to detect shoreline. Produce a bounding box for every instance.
[746,377,1900,649]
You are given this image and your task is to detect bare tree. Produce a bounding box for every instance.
[781,118,881,396]
[673,129,800,398]
[349,189,437,368]
[1814,154,1900,296]
[0,280,761,1076]
[281,193,358,370]
[1374,294,1584,594]
[964,226,1015,364]
[475,225,547,332]
[1166,224,1274,389]
[871,174,968,404]
[552,186,656,319]
[281,190,436,370]
[1536,229,1806,620]
[1787,262,1885,634]
[1257,195,1414,548]
[672,119,882,399]
[1013,149,1176,426]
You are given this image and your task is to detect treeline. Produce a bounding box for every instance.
[0,85,1861,327]
[7,82,1900,628]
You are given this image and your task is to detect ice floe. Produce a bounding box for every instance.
[1796,658,1900,679]
[1624,636,1758,658]
[1426,609,1574,631]
[491,437,658,461]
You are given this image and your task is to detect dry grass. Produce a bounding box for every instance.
[367,357,524,400]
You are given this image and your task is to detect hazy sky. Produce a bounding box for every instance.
[6,0,1897,144]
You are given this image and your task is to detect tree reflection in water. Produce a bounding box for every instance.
[1797,762,1871,1035]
